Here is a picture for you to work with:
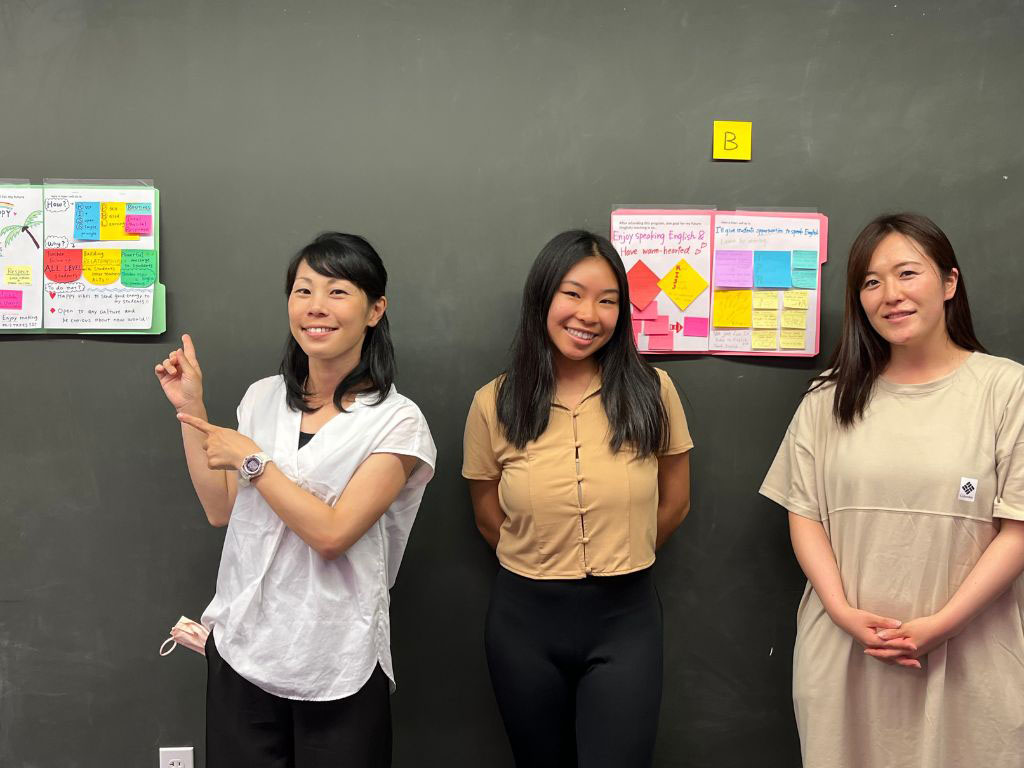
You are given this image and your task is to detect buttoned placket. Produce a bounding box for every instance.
[556,378,602,578]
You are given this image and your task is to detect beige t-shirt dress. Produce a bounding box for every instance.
[760,353,1024,768]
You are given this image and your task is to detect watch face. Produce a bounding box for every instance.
[243,456,262,475]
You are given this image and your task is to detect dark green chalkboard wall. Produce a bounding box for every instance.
[2,1,1022,766]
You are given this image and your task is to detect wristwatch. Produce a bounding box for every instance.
[238,452,272,486]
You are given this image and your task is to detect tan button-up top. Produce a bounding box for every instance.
[463,368,692,579]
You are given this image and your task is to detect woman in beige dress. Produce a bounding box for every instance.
[761,212,1024,768]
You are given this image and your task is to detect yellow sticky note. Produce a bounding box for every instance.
[4,265,32,286]
[781,328,806,349]
[752,310,777,329]
[712,289,752,328]
[783,290,809,310]
[752,329,778,350]
[82,249,122,285]
[657,257,709,312]
[99,202,140,241]
[713,120,752,161]
[781,310,807,329]
[752,290,778,309]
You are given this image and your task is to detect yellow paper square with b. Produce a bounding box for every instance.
[657,257,708,312]
[713,120,752,161]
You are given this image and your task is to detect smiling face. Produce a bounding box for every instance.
[287,260,385,365]
[859,232,958,350]
[545,255,621,365]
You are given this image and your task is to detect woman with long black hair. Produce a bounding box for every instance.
[463,229,693,767]
[155,233,435,767]
[760,213,1024,768]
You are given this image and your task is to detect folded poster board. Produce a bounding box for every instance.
[0,181,164,335]
[611,208,828,356]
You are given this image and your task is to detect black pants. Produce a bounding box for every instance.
[485,567,664,768]
[206,633,392,768]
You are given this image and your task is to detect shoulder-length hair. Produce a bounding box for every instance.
[280,232,396,413]
[811,212,986,426]
[496,229,669,457]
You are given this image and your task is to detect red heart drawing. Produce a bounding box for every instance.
[50,308,56,313]
[49,291,56,299]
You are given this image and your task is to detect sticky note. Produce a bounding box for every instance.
[754,251,792,288]
[712,120,752,161]
[792,269,817,289]
[714,250,753,288]
[753,291,778,310]
[753,310,778,329]
[0,289,23,310]
[82,249,122,286]
[124,214,153,235]
[783,290,808,309]
[120,249,158,287]
[792,250,818,270]
[781,329,806,349]
[627,261,661,310]
[74,202,100,240]
[644,315,670,335]
[657,257,709,312]
[632,319,643,337]
[752,329,778,350]
[43,249,83,283]
[5,265,32,286]
[632,299,660,320]
[683,316,709,337]
[125,202,152,215]
[712,289,752,328]
[99,202,139,241]
[647,333,674,352]
[781,310,807,329]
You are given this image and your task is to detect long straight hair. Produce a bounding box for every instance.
[280,232,396,413]
[811,212,986,426]
[496,229,668,457]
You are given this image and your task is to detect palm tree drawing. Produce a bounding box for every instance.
[0,209,42,252]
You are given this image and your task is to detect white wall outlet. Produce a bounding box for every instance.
[158,746,194,768]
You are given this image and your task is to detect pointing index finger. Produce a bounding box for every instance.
[177,412,215,434]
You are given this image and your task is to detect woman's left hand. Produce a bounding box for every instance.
[869,615,949,663]
[177,412,262,471]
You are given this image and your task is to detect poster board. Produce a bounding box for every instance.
[611,207,828,356]
[0,180,164,335]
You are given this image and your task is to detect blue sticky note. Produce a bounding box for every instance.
[792,269,818,289]
[74,202,100,240]
[792,250,818,270]
[753,250,792,288]
[125,202,152,215]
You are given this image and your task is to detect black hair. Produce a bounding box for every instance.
[496,229,669,457]
[811,212,986,425]
[280,232,396,413]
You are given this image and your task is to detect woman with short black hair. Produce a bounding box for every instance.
[156,232,435,768]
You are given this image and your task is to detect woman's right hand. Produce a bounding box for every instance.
[155,333,204,413]
[832,605,921,669]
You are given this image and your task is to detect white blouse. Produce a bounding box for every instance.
[202,375,436,701]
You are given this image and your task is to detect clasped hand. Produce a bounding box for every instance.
[178,412,262,471]
[835,607,946,670]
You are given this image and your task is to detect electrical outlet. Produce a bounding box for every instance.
[158,746,194,768]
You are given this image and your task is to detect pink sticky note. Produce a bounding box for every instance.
[631,319,643,336]
[644,315,670,335]
[124,214,152,235]
[0,289,23,310]
[632,299,660,320]
[683,316,709,337]
[647,333,674,352]
[714,250,754,288]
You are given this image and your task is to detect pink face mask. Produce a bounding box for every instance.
[159,616,210,657]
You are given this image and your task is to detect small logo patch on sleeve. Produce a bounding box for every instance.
[958,477,978,502]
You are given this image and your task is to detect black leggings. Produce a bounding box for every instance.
[205,633,391,768]
[485,567,663,768]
